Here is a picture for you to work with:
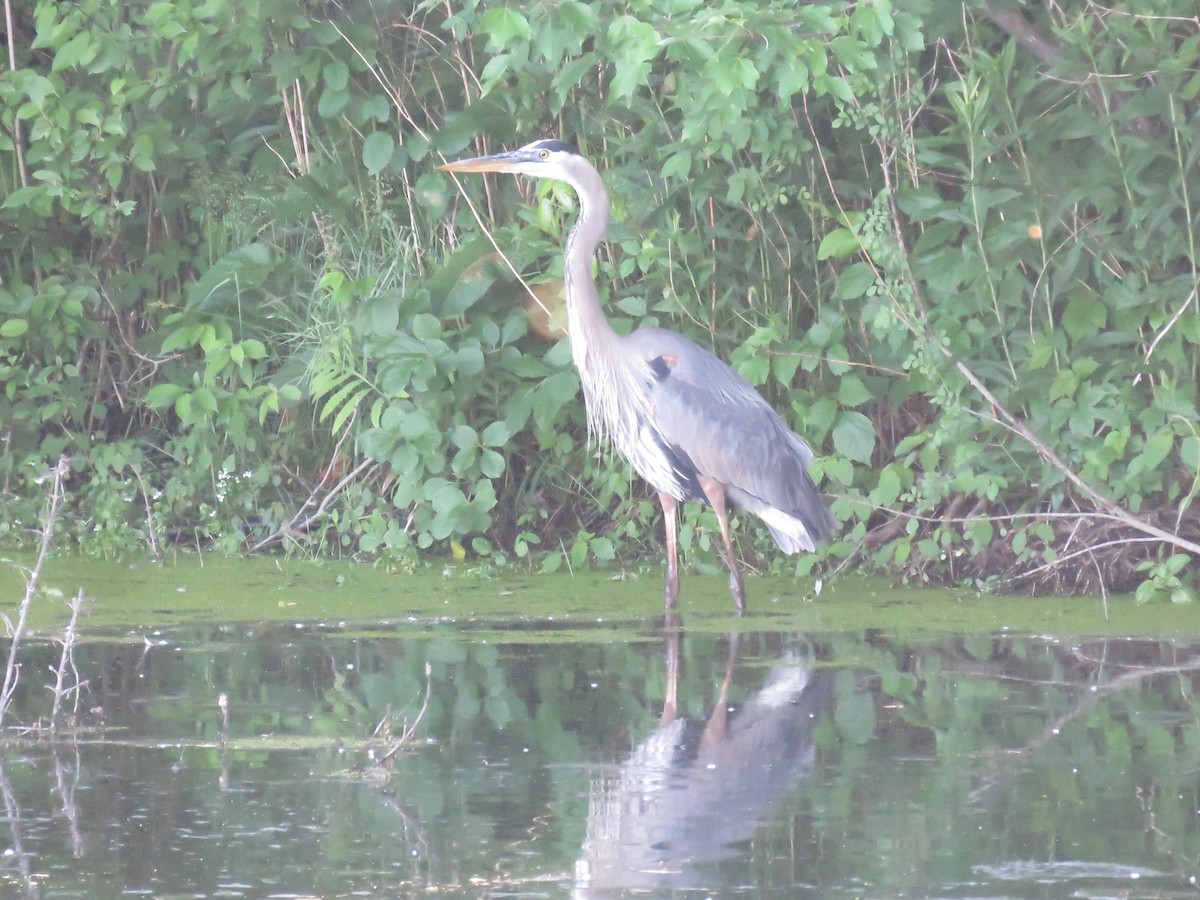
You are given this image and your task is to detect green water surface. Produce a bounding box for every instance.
[1,556,1198,897]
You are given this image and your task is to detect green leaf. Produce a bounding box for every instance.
[411,313,442,340]
[426,477,466,513]
[323,59,349,90]
[591,536,615,561]
[479,8,532,52]
[145,383,185,409]
[607,16,660,100]
[24,74,54,108]
[241,338,267,359]
[873,466,902,507]
[480,449,506,478]
[736,353,770,386]
[836,262,876,299]
[52,31,96,71]
[174,392,193,423]
[329,388,367,435]
[363,131,395,175]
[1061,295,1107,340]
[837,375,874,407]
[451,425,477,449]
[355,296,400,337]
[1139,429,1174,472]
[817,227,860,260]
[318,86,349,118]
[832,411,875,463]
[360,94,391,123]
[450,345,485,376]
[187,243,276,311]
[1,186,45,210]
[660,151,692,180]
[1180,435,1200,470]
[481,420,511,447]
[0,318,28,338]
[777,58,809,100]
[708,56,759,95]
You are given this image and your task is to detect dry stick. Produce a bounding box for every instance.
[946,353,1200,557]
[2,0,27,190]
[131,467,161,559]
[814,75,1200,572]
[970,653,1200,802]
[1,425,11,503]
[375,661,433,768]
[0,457,69,727]
[1141,286,1197,370]
[251,421,360,551]
[50,588,88,729]
[249,456,375,552]
[1011,536,1163,583]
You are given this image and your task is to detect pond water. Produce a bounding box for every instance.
[3,560,1200,897]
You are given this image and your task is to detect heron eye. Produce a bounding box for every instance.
[538,149,549,160]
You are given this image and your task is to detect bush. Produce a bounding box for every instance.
[1,0,1197,597]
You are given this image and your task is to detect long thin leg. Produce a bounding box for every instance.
[697,475,745,611]
[659,492,680,609]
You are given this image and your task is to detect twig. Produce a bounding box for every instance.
[1140,286,1197,371]
[945,353,1200,557]
[249,454,375,552]
[374,661,432,768]
[1007,535,1162,582]
[50,588,88,729]
[0,456,69,727]
[132,467,161,559]
[2,0,27,191]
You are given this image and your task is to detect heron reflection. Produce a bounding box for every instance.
[575,616,832,893]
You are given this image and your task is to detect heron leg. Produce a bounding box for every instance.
[659,493,680,609]
[697,475,746,611]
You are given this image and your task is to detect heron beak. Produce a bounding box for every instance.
[438,149,528,174]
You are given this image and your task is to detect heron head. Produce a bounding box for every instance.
[438,138,582,180]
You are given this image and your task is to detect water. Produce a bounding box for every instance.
[2,564,1200,897]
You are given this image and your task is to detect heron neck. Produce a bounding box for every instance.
[560,162,651,447]
[563,165,616,349]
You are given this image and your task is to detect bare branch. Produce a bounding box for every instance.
[1,456,70,726]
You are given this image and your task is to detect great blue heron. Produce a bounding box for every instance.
[440,139,833,609]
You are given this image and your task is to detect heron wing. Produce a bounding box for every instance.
[623,327,833,545]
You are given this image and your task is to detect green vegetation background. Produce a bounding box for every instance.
[1,0,1197,599]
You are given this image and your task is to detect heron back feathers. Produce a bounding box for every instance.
[615,327,834,551]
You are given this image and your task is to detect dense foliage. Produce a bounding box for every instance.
[1,0,1197,597]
